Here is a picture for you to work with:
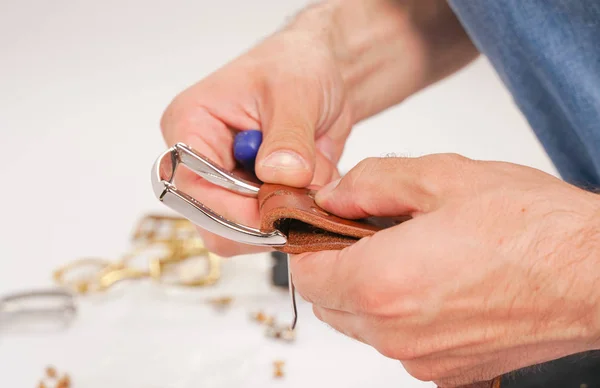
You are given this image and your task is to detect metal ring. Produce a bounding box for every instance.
[131,213,200,244]
[150,239,221,287]
[53,258,121,294]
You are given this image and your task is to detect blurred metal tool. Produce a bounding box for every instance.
[0,288,76,332]
[288,254,297,330]
[53,257,120,294]
[151,142,298,330]
[53,214,223,293]
[132,213,200,244]
[126,217,223,288]
[150,239,221,287]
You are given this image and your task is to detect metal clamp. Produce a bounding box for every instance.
[151,143,287,247]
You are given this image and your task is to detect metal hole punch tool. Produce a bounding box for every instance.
[151,133,298,330]
[151,142,287,246]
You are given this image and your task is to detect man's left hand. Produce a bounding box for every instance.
[290,154,600,387]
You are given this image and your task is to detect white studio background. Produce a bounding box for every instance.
[0,0,557,387]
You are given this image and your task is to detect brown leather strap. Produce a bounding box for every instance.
[258,184,404,253]
[258,183,502,388]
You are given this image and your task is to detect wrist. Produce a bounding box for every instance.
[285,0,479,123]
[561,191,600,349]
[286,0,420,123]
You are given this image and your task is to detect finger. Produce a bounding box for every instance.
[161,71,262,166]
[291,217,435,314]
[315,134,338,165]
[198,227,269,257]
[254,74,324,188]
[290,231,377,312]
[311,150,340,186]
[314,154,474,219]
[159,79,269,256]
[312,305,369,345]
[177,171,269,256]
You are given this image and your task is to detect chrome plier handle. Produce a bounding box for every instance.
[151,143,287,247]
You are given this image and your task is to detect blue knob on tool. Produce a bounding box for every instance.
[233,129,262,171]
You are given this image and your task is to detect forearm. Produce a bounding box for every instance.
[286,0,479,123]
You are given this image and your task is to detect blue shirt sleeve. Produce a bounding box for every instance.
[448,0,600,189]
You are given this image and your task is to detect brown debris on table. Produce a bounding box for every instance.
[56,374,71,388]
[39,366,71,388]
[45,366,57,379]
[273,360,285,378]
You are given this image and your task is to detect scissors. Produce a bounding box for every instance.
[151,130,297,329]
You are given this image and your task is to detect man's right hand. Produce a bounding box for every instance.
[159,0,479,257]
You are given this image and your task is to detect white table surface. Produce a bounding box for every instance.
[0,0,558,386]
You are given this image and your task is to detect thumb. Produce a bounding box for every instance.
[254,81,323,188]
[314,155,464,219]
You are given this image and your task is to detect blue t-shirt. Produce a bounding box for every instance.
[449,0,600,190]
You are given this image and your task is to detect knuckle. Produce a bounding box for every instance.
[375,339,418,361]
[435,152,469,164]
[349,282,391,316]
[403,361,439,382]
[159,93,213,144]
[404,358,470,384]
[312,305,323,320]
[419,152,467,170]
[352,156,404,182]
[159,93,189,135]
[418,153,473,195]
[346,157,380,187]
[264,128,314,155]
[159,103,174,134]
[354,157,381,172]
[375,341,403,360]
[288,254,321,305]
[267,32,336,79]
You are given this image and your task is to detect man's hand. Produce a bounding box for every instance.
[159,0,478,256]
[290,155,600,387]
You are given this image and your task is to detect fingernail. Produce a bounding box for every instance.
[260,151,310,171]
[315,178,341,202]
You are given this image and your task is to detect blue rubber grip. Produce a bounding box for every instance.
[233,129,262,171]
